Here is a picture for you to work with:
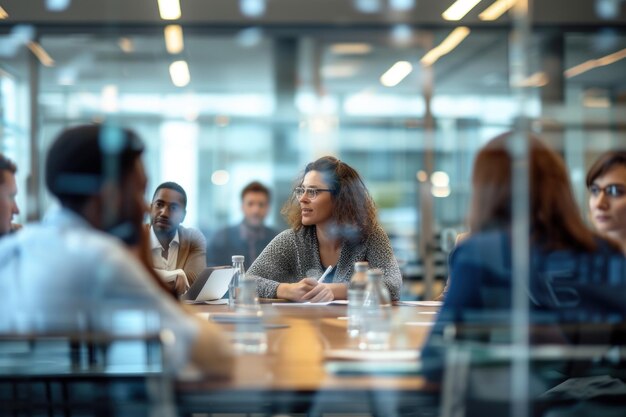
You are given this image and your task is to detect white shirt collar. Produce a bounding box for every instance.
[150,225,180,250]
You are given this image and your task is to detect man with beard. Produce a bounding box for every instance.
[146,182,206,295]
[0,124,232,376]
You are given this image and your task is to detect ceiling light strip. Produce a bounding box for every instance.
[479,0,516,21]
[565,48,626,78]
[27,42,55,67]
[380,61,413,87]
[442,0,482,21]
[420,27,470,67]
[330,43,372,55]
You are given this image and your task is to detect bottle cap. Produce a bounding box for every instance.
[367,268,383,278]
[232,255,245,262]
[354,261,369,271]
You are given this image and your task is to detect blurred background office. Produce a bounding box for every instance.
[0,0,625,299]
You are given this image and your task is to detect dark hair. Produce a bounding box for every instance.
[0,154,17,184]
[241,181,270,201]
[152,182,187,208]
[45,123,144,212]
[469,132,598,252]
[586,151,626,188]
[282,156,378,242]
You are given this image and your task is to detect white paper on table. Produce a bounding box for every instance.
[324,349,420,361]
[396,300,442,307]
[272,301,344,306]
[184,299,228,305]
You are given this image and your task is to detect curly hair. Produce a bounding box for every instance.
[281,156,378,243]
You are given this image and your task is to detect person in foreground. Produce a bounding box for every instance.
[587,151,626,253]
[0,124,232,376]
[0,153,20,237]
[248,156,402,302]
[421,132,626,389]
[147,181,206,294]
[206,181,279,269]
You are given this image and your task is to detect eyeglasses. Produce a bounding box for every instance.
[294,186,333,200]
[589,183,626,198]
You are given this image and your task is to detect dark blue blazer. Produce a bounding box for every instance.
[421,229,626,382]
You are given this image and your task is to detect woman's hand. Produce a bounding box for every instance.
[277,278,337,302]
[302,280,334,303]
[276,279,317,301]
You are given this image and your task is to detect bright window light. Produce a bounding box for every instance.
[101,84,118,113]
[160,121,199,225]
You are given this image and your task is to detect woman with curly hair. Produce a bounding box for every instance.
[248,156,402,302]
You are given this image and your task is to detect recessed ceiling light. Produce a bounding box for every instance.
[157,0,181,20]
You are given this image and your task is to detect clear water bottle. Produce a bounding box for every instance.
[359,268,392,350]
[347,261,369,339]
[229,255,245,309]
[232,260,267,354]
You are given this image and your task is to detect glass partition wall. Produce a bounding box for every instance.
[1,1,626,415]
[1,4,625,295]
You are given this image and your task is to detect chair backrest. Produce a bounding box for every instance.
[0,331,175,417]
[439,322,626,417]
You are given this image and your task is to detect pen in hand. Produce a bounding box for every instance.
[318,265,334,284]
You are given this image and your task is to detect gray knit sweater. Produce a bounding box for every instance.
[247,225,402,300]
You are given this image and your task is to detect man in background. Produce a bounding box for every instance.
[0,153,20,237]
[207,181,278,268]
[147,182,206,294]
[0,124,232,376]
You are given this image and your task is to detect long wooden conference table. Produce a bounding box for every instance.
[178,301,439,416]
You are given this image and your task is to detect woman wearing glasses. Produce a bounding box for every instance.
[587,151,626,253]
[421,133,624,387]
[248,156,402,302]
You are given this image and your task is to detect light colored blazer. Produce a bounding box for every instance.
[144,224,207,285]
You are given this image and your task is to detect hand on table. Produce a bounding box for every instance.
[277,278,335,302]
[301,278,334,302]
[173,273,190,295]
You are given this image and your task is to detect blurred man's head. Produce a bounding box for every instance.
[241,181,270,228]
[150,182,187,237]
[45,124,147,245]
[0,154,19,237]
